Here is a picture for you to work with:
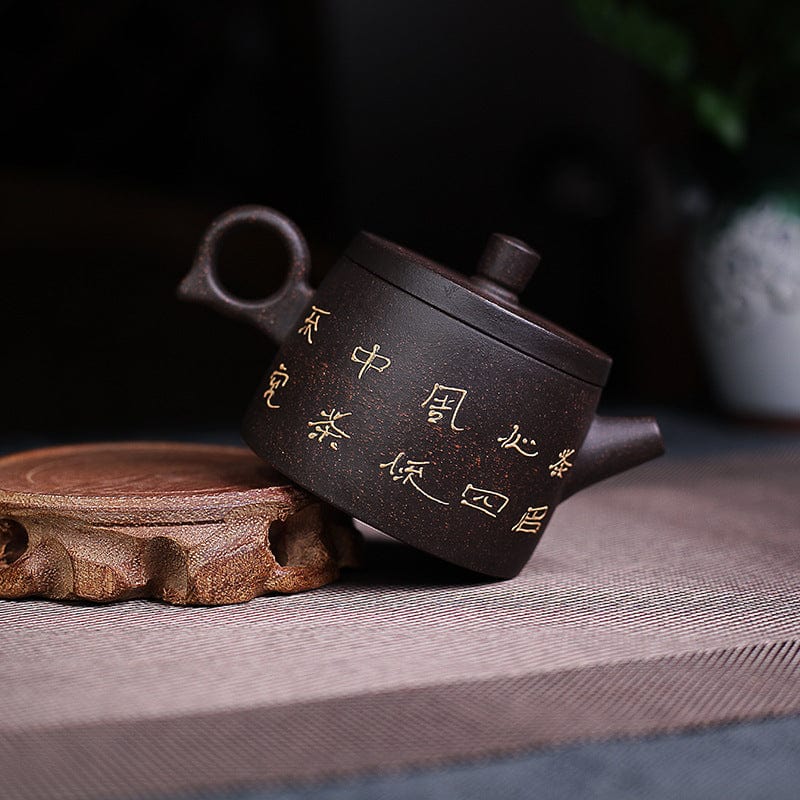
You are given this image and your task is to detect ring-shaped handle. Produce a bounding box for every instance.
[178,205,315,345]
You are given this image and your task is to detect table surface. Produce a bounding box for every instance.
[1,410,799,800]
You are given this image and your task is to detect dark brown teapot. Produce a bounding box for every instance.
[179,206,663,578]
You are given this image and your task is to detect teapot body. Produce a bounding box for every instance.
[179,206,663,579]
[242,256,600,578]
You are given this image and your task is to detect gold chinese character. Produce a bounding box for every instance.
[549,449,575,478]
[307,408,352,449]
[380,452,449,505]
[496,424,538,457]
[460,483,509,518]
[298,305,331,345]
[263,363,289,409]
[421,384,467,431]
[511,506,549,534]
[351,344,392,379]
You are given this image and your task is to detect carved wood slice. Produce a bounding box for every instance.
[0,443,360,605]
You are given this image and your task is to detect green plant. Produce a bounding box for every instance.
[570,0,800,153]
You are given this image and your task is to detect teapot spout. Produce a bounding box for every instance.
[561,415,664,500]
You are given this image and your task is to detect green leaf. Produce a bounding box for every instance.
[570,0,693,84]
[691,84,747,150]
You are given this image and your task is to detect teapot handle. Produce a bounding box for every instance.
[178,205,315,345]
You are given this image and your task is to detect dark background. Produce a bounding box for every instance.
[0,0,706,437]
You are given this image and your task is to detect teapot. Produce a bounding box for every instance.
[179,206,664,578]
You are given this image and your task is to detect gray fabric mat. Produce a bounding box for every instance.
[1,448,799,800]
[191,714,800,800]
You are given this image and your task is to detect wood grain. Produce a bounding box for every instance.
[0,443,359,605]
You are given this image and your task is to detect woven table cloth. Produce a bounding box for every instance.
[1,445,799,800]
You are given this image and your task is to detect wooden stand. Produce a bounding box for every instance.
[0,442,359,605]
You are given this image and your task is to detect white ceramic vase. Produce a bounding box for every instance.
[691,197,800,420]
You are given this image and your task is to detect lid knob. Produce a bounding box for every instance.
[474,234,540,300]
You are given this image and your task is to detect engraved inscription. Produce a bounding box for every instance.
[549,449,575,478]
[263,363,289,409]
[307,409,351,449]
[497,424,539,457]
[421,384,467,431]
[380,452,449,505]
[351,344,392,379]
[460,484,510,518]
[298,305,331,345]
[511,506,549,534]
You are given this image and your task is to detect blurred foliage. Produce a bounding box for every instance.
[570,0,800,154]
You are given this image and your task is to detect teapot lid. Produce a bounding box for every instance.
[344,232,612,387]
